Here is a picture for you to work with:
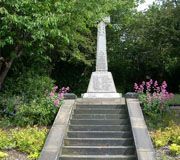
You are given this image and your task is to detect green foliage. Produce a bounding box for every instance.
[0,0,118,64]
[135,80,174,119]
[151,122,180,155]
[145,109,180,130]
[167,94,180,104]
[169,144,180,155]
[2,71,55,101]
[0,152,8,159]
[0,130,15,150]
[0,73,57,126]
[13,102,59,127]
[0,126,48,160]
[0,85,65,127]
[108,0,180,93]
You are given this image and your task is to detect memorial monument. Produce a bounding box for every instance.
[83,17,121,98]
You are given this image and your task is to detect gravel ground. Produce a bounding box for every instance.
[1,150,27,160]
[155,146,180,160]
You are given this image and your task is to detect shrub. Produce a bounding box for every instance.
[169,144,180,155]
[150,122,180,155]
[0,130,15,150]
[134,79,174,116]
[0,126,48,160]
[0,151,8,159]
[2,72,55,101]
[11,126,48,159]
[0,86,70,127]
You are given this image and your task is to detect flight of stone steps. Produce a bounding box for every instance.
[59,104,137,160]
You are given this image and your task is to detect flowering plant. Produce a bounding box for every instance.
[134,79,174,116]
[44,86,70,108]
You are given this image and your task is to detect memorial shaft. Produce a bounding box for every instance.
[96,21,108,71]
[83,17,121,98]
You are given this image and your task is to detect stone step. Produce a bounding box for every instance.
[76,104,126,110]
[61,146,135,155]
[67,131,132,138]
[64,138,134,146]
[74,109,127,114]
[68,125,131,131]
[70,119,130,125]
[59,155,137,160]
[72,114,128,119]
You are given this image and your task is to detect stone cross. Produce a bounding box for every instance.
[96,17,110,71]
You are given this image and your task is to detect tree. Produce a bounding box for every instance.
[0,0,117,90]
[107,0,180,92]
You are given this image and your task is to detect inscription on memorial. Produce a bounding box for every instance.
[97,51,107,71]
[93,75,113,91]
[98,22,105,36]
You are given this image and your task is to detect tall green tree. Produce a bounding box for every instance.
[108,0,180,92]
[0,0,117,90]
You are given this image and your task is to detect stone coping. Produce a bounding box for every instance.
[38,100,75,160]
[126,97,156,160]
[76,97,125,104]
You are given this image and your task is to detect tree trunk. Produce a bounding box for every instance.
[0,45,24,90]
[0,58,14,90]
[0,33,29,90]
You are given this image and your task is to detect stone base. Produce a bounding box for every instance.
[83,71,121,99]
[87,71,117,93]
[82,93,121,98]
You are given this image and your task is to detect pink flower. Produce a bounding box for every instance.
[54,99,59,104]
[44,89,48,93]
[161,81,167,89]
[134,83,139,92]
[146,82,151,91]
[53,86,58,91]
[142,81,145,86]
[169,93,174,99]
[156,87,160,93]
[66,86,70,91]
[153,92,157,98]
[59,93,64,99]
[149,79,153,85]
[54,99,59,107]
[147,96,151,103]
[154,80,158,87]
[161,106,164,111]
[49,91,55,97]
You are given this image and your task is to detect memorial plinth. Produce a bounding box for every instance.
[83,17,121,98]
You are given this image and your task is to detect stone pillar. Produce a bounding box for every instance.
[96,18,110,71]
[82,17,121,98]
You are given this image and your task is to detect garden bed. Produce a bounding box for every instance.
[0,126,49,160]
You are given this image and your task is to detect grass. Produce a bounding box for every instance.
[167,94,180,104]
